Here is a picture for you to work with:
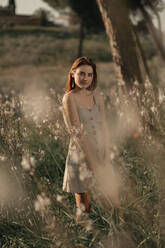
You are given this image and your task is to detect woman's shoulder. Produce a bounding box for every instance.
[62,90,76,105]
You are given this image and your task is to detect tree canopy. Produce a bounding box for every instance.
[128,0,164,11]
[43,0,68,9]
[68,0,104,33]
[43,0,104,33]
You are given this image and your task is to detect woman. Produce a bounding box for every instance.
[62,56,120,223]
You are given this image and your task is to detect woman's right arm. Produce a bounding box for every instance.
[62,93,102,171]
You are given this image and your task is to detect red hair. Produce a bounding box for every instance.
[66,56,97,93]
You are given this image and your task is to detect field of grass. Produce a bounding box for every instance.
[0,26,165,248]
[0,26,111,68]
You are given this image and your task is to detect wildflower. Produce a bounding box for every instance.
[43,119,47,123]
[119,111,123,117]
[113,145,117,151]
[76,203,85,216]
[0,155,7,161]
[136,91,139,97]
[56,194,64,203]
[1,128,4,135]
[158,89,165,104]
[85,219,93,232]
[56,241,62,247]
[34,193,51,213]
[21,156,31,171]
[40,150,45,156]
[134,80,139,86]
[59,106,63,112]
[151,106,157,113]
[118,80,125,86]
[30,156,36,167]
[110,152,115,160]
[116,97,119,104]
[56,122,60,129]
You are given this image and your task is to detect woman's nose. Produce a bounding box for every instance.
[83,74,88,80]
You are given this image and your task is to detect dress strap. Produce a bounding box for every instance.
[93,91,96,106]
[93,89,99,107]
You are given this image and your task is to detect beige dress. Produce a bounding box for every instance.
[62,89,105,193]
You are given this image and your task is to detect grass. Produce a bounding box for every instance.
[0,26,111,68]
[0,25,165,247]
[0,219,52,248]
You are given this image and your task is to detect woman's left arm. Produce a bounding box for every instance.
[98,91,110,166]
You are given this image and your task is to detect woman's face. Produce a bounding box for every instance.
[72,65,93,90]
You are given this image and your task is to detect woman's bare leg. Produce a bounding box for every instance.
[75,192,91,213]
[82,192,91,213]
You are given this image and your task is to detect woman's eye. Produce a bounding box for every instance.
[78,72,93,77]
[88,73,93,77]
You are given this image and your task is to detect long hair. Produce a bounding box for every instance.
[66,56,97,93]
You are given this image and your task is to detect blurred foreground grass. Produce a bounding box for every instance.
[0,26,165,247]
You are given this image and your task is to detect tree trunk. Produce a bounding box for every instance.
[8,0,16,15]
[77,20,85,58]
[96,0,160,134]
[133,24,151,80]
[96,0,150,90]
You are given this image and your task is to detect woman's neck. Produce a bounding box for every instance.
[74,87,92,96]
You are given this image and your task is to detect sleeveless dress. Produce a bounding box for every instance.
[62,89,105,193]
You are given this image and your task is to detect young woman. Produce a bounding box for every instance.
[62,56,120,222]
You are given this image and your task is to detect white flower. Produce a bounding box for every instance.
[40,150,45,156]
[30,156,36,167]
[118,80,125,86]
[119,112,123,117]
[56,241,62,247]
[21,157,31,170]
[110,152,115,160]
[85,219,93,231]
[34,193,50,212]
[44,196,51,206]
[76,204,85,216]
[34,201,40,212]
[56,122,60,129]
[0,155,7,161]
[56,194,64,203]
[151,106,157,113]
[134,80,139,86]
[59,106,63,112]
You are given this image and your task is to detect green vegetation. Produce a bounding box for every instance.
[0,27,111,68]
[0,26,164,247]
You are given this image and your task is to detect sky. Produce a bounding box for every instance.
[0,0,165,30]
[0,0,58,15]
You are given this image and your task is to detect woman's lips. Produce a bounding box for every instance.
[81,80,88,84]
